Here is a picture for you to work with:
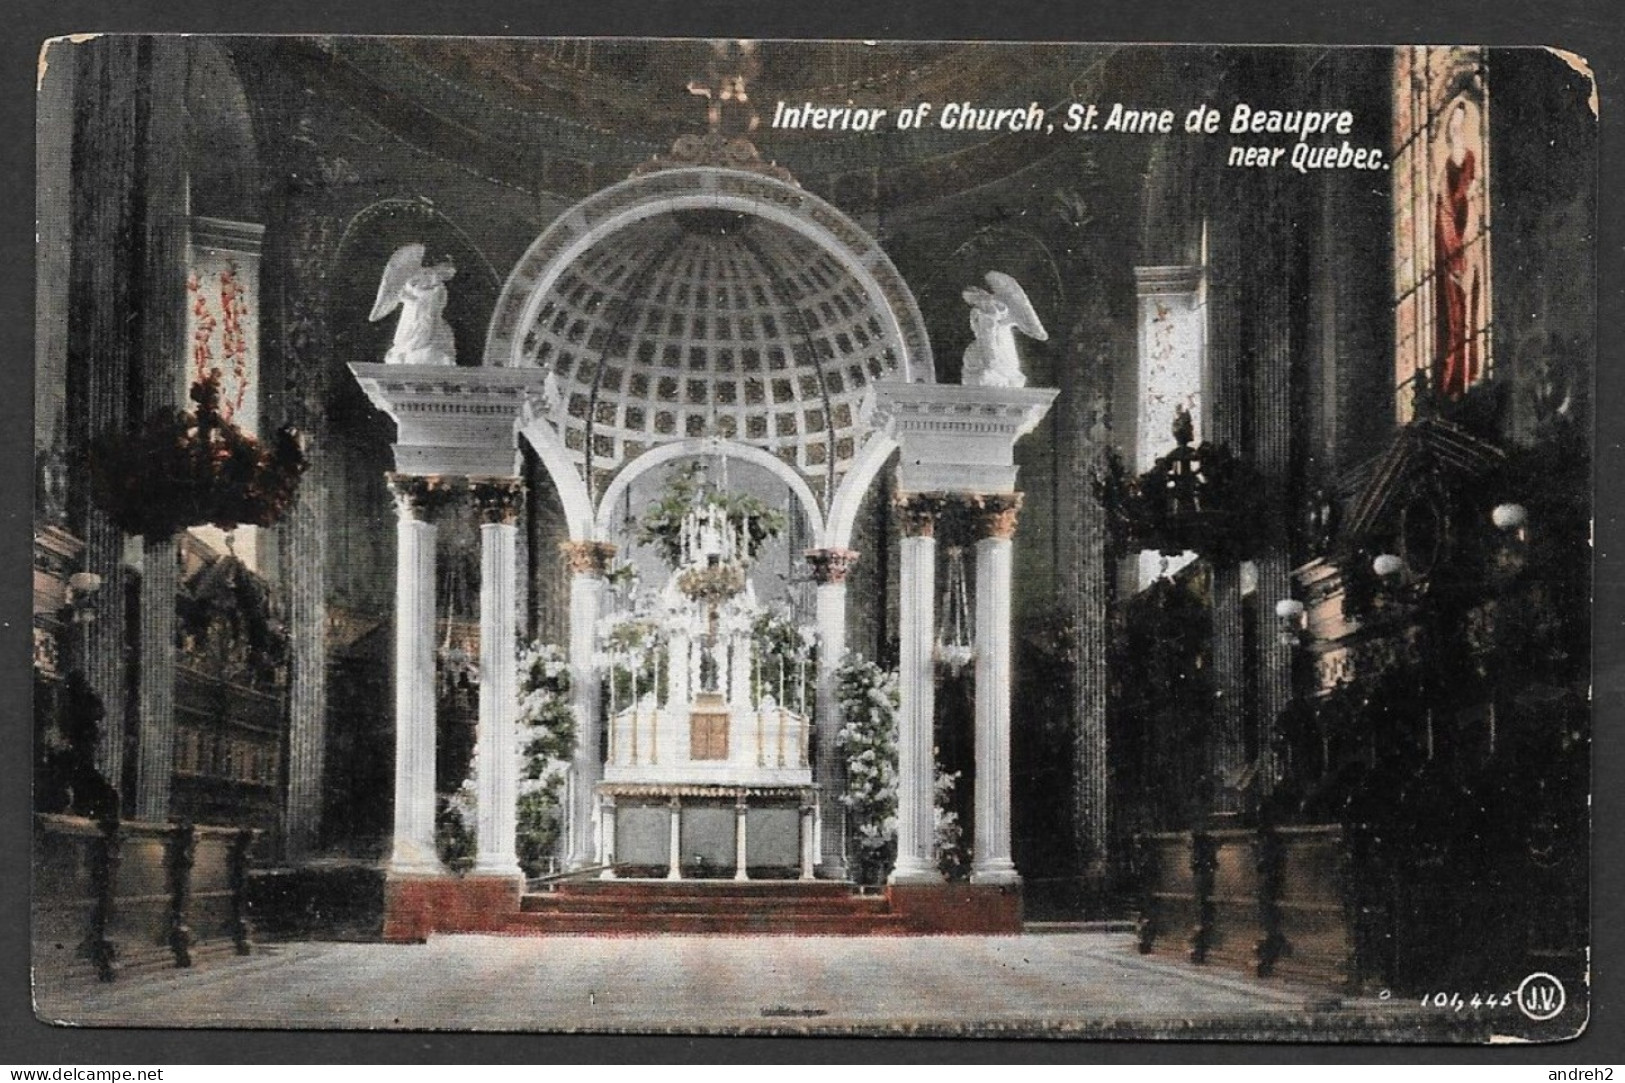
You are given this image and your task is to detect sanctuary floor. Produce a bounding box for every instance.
[34,931,1475,1041]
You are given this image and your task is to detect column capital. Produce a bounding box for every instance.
[559,539,617,577]
[387,473,459,521]
[470,476,525,525]
[967,492,1024,540]
[894,492,952,538]
[805,547,860,585]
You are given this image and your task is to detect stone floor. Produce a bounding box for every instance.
[33,932,1475,1041]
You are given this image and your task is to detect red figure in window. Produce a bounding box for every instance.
[1433,99,1482,399]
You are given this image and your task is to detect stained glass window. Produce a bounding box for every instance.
[1393,46,1493,420]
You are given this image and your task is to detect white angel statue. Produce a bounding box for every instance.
[960,271,1048,389]
[370,243,457,366]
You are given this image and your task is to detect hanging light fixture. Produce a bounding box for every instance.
[1372,553,1406,579]
[437,510,479,695]
[936,546,975,674]
[1274,597,1306,647]
[1491,502,1529,533]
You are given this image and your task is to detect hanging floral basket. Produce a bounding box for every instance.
[677,561,748,606]
[88,372,308,538]
[636,459,786,568]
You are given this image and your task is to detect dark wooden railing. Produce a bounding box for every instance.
[1135,824,1358,991]
[33,814,257,982]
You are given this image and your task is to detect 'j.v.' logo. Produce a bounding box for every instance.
[1516,972,1567,1021]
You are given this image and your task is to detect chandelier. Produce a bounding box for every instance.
[1096,404,1265,562]
[935,546,975,674]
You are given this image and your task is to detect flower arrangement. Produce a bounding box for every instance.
[596,613,666,709]
[835,655,900,883]
[834,654,968,882]
[752,606,816,713]
[88,371,306,538]
[515,641,577,877]
[676,562,748,607]
[635,460,785,569]
[934,769,967,881]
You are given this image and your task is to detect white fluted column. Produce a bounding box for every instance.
[388,475,448,876]
[598,795,618,878]
[891,497,943,884]
[807,548,857,879]
[562,540,614,871]
[667,798,683,880]
[472,479,524,878]
[971,494,1022,885]
[800,799,817,881]
[734,798,750,881]
[668,632,689,708]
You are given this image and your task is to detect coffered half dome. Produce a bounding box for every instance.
[491,167,934,505]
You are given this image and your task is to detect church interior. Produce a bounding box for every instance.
[32,39,1593,1005]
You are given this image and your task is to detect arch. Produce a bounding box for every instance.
[594,438,826,542]
[185,41,261,220]
[335,197,504,293]
[483,166,935,386]
[823,431,898,551]
[517,417,597,541]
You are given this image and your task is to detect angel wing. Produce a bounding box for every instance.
[369,243,428,322]
[961,285,999,311]
[984,271,1048,341]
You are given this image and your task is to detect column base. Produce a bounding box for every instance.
[970,861,1022,887]
[382,874,524,943]
[887,882,1023,934]
[470,856,525,879]
[598,867,618,880]
[816,859,849,881]
[888,858,945,885]
[387,839,446,878]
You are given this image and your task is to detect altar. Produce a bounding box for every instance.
[592,488,818,879]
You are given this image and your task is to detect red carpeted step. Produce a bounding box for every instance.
[546,879,861,899]
[506,880,901,934]
[520,893,889,916]
[495,911,910,936]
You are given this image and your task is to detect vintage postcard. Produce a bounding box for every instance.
[29,37,1594,1041]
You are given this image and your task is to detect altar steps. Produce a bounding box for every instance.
[505,880,906,936]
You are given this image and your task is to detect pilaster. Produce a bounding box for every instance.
[282,471,328,858]
[130,39,189,826]
[71,38,144,793]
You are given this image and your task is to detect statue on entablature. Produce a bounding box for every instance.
[370,243,458,366]
[960,271,1048,389]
